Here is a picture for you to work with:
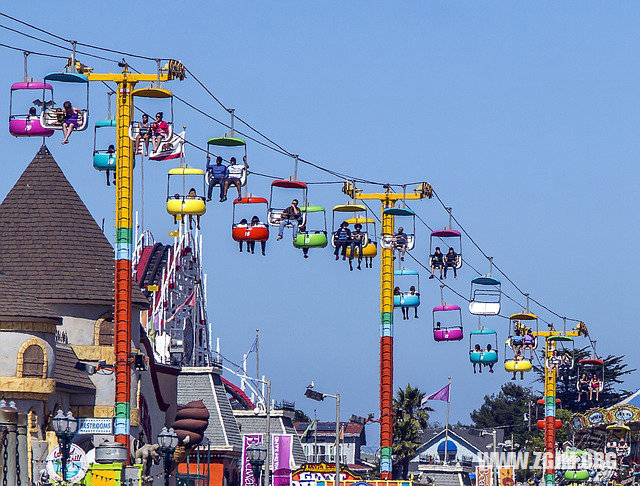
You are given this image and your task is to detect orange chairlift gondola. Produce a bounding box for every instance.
[8,51,55,138]
[430,207,462,273]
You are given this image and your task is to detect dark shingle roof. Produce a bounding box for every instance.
[177,368,242,452]
[0,146,147,307]
[0,275,61,323]
[55,345,96,392]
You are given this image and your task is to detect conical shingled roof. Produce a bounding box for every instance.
[0,145,148,307]
[0,274,61,324]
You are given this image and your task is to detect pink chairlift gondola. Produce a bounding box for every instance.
[432,284,464,342]
[8,52,54,138]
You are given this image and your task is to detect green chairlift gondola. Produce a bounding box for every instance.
[293,205,328,251]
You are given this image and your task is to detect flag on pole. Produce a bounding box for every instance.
[339,425,345,441]
[421,384,450,408]
[299,419,317,440]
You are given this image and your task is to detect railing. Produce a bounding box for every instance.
[274,400,296,411]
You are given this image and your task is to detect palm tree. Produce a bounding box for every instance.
[393,384,432,479]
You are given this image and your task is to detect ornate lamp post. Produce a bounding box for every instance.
[51,410,78,483]
[158,426,179,486]
[247,443,268,486]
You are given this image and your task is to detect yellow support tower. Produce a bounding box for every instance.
[78,60,185,459]
[533,322,588,486]
[343,182,432,479]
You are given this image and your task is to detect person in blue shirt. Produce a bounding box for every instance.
[333,221,352,261]
[206,156,228,202]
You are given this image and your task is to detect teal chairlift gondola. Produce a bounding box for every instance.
[469,328,499,365]
[394,269,420,308]
[380,207,416,251]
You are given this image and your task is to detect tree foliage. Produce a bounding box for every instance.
[393,384,432,480]
[294,409,311,422]
[470,382,536,447]
[533,346,635,413]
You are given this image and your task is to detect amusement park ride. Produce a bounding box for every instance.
[7,39,612,486]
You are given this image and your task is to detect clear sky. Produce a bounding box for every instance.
[2,2,639,447]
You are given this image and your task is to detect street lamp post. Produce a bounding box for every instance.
[51,410,78,483]
[247,443,268,486]
[253,377,272,486]
[158,427,179,486]
[305,385,341,486]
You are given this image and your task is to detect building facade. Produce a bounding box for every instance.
[0,146,177,482]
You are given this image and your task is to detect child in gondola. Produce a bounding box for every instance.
[61,100,82,144]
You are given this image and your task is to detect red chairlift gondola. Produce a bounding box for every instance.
[232,196,270,243]
[267,178,308,227]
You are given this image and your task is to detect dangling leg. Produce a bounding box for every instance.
[106,170,110,186]
[261,241,266,256]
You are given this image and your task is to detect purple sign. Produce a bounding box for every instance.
[241,434,264,486]
[272,434,293,486]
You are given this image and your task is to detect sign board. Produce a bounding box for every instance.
[272,434,293,486]
[77,418,113,435]
[475,466,493,486]
[241,434,263,486]
[292,463,361,486]
[46,443,89,484]
[498,466,514,486]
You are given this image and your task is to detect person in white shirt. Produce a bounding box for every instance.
[222,155,249,201]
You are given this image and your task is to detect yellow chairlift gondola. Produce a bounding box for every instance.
[345,216,378,267]
[332,203,378,268]
[605,424,631,461]
[505,311,538,379]
[166,166,207,228]
[129,86,181,160]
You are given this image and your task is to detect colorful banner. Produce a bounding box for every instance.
[475,466,493,486]
[241,434,263,486]
[273,434,293,486]
[498,466,514,486]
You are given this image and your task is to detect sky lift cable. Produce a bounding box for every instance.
[0,22,120,64]
[0,11,161,61]
[430,188,584,325]
[0,25,592,336]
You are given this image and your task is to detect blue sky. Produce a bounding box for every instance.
[2,2,640,446]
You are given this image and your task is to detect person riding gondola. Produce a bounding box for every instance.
[276,199,302,241]
[350,223,365,271]
[334,221,351,261]
[393,227,409,261]
[590,374,601,401]
[578,373,590,402]
[430,246,444,279]
[444,247,458,279]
